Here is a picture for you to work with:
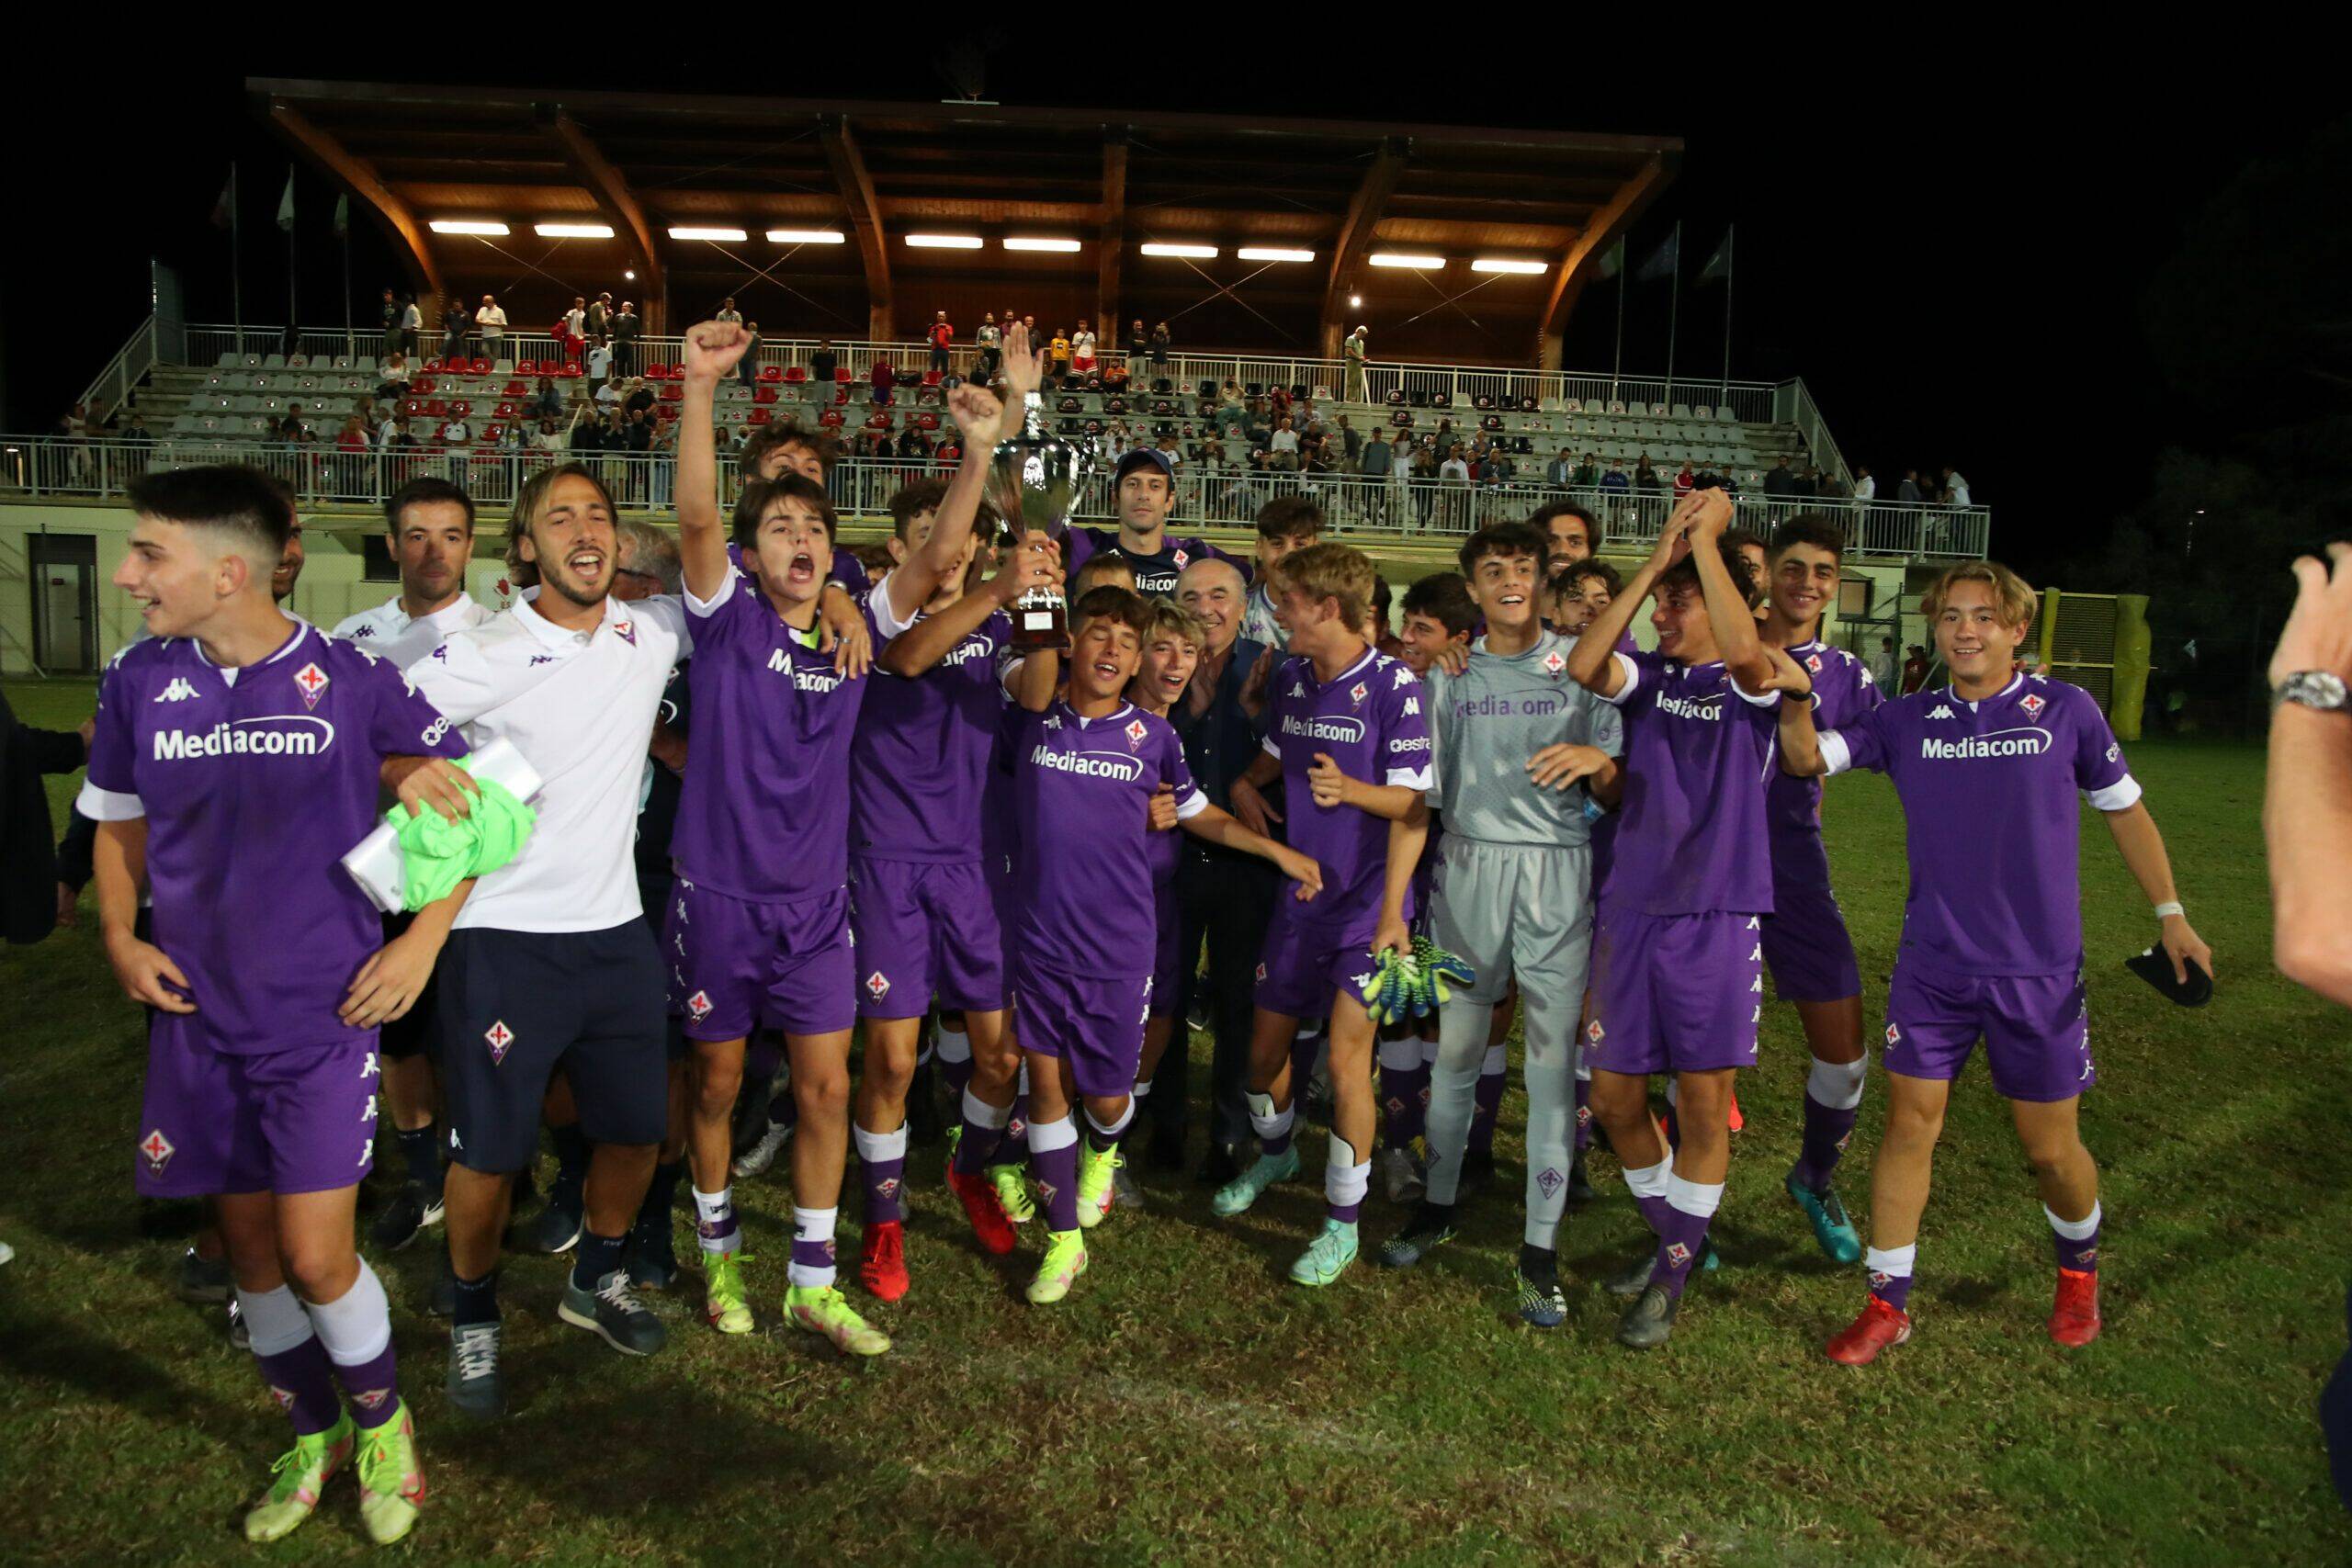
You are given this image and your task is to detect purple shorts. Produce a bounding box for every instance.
[1760,878,1862,1004]
[1585,908,1763,1077]
[1010,953,1149,1099]
[1883,958,2093,1102]
[850,856,1006,1018]
[1149,877,1182,1017]
[1254,905,1378,1020]
[666,878,855,1041]
[136,1024,377,1197]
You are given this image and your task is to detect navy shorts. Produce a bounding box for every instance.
[433,922,669,1172]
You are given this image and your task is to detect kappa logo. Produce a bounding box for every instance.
[153,677,201,704]
[1535,1167,1566,1200]
[1288,680,1306,699]
[361,1050,379,1079]
[484,1020,514,1064]
[1349,682,1368,705]
[1044,713,1063,731]
[139,1128,175,1176]
[1125,717,1148,748]
[1393,666,1414,688]
[2019,693,2045,719]
[1402,695,1421,716]
[351,624,379,639]
[686,990,713,1022]
[1351,971,1376,993]
[529,654,555,666]
[293,661,330,710]
[1746,916,1761,931]
[1665,1242,1691,1269]
[865,971,892,1001]
[1928,705,1954,719]
[1543,651,1566,676]
[362,1098,378,1122]
[2106,742,2120,762]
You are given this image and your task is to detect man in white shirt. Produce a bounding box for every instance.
[1942,468,1971,507]
[438,418,471,447]
[1850,466,1876,509]
[333,479,498,1253]
[587,341,614,385]
[394,461,690,1418]
[474,296,507,348]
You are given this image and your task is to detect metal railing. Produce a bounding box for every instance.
[78,316,159,421]
[176,321,1789,424]
[0,434,1990,560]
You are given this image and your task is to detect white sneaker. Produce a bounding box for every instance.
[0,1239,14,1268]
[1381,1146,1424,1204]
[731,1120,793,1179]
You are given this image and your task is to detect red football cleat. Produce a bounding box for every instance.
[858,1219,910,1302]
[1826,1295,1912,1365]
[946,1166,1017,1256]
[2049,1268,2101,1348]
[1727,1089,1745,1133]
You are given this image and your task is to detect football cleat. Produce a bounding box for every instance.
[1112,1154,1147,1212]
[858,1221,910,1303]
[946,1165,1018,1255]
[1076,1144,1123,1229]
[1211,1145,1302,1218]
[787,1284,891,1355]
[2049,1268,2101,1348]
[1457,1148,1498,1195]
[1289,1219,1360,1288]
[1376,1207,1457,1269]
[732,1117,794,1179]
[1025,1229,1090,1305]
[354,1401,426,1546]
[988,1163,1037,1225]
[1380,1145,1425,1205]
[1616,1282,1679,1349]
[1515,1269,1568,1328]
[243,1414,354,1542]
[369,1183,443,1253]
[1565,1151,1598,1204]
[177,1245,232,1304]
[703,1251,753,1334]
[1604,1239,1718,1297]
[1786,1170,1864,1265]
[1826,1295,1912,1365]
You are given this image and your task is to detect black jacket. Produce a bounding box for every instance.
[2,692,85,944]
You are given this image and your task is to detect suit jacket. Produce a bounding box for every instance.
[3,692,85,944]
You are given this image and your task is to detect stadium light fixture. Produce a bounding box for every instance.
[534,221,615,239]
[1368,253,1445,269]
[1349,294,1363,308]
[624,269,636,281]
[1002,237,1083,253]
[1140,243,1217,259]
[1471,257,1548,275]
[767,229,846,244]
[906,233,985,249]
[429,220,511,237]
[668,226,749,243]
[1237,247,1317,263]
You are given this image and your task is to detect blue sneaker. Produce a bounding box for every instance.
[1211,1145,1301,1218]
[1289,1219,1360,1287]
[1785,1169,1863,1265]
[1515,1269,1567,1328]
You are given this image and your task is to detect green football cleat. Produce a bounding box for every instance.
[1376,1205,1457,1269]
[1289,1218,1361,1287]
[704,1250,753,1335]
[1025,1228,1090,1304]
[1786,1170,1864,1265]
[786,1283,891,1356]
[1210,1145,1301,1217]
[354,1402,425,1546]
[988,1163,1037,1225]
[243,1414,355,1543]
[1077,1144,1123,1229]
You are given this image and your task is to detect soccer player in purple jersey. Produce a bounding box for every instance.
[1062,445,1250,598]
[1755,515,1881,1263]
[83,467,469,1544]
[1777,562,2213,1364]
[1005,586,1318,1302]
[1218,543,1433,1287]
[669,318,943,1358]
[1567,489,1813,1348]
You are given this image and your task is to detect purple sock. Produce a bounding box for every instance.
[1573,1077,1592,1153]
[254,1337,345,1438]
[789,1224,838,1286]
[1381,1060,1430,1148]
[859,1129,908,1224]
[1793,1092,1860,1191]
[1468,1055,1506,1156]
[1635,1191,1674,1237]
[1031,1129,1081,1233]
[2052,1218,2101,1274]
[1651,1205,1715,1299]
[954,1111,1007,1176]
[941,1049,975,1101]
[1869,1269,1914,1314]
[1002,1094,1030,1161]
[330,1342,401,1430]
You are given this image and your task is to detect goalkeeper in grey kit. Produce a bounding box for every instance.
[1377,521,1623,1326]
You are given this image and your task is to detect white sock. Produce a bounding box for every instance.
[1028,1114,1079,1154]
[788,1205,840,1289]
[962,1089,1012,1130]
[1806,1055,1868,1111]
[1376,1036,1422,1073]
[2044,1201,2102,1241]
[306,1258,391,1365]
[236,1282,315,1358]
[1326,1133,1369,1215]
[1246,1090,1294,1146]
[693,1185,740,1255]
[1863,1243,1916,1279]
[1083,1100,1135,1142]
[1665,1172,1724,1220]
[1622,1157,1672,1202]
[937,1025,973,1066]
[853,1123,909,1164]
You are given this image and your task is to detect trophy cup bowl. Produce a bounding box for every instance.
[986,397,1092,653]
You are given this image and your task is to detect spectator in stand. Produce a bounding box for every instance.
[1343,325,1370,402]
[377,404,403,446]
[120,411,153,446]
[378,353,413,402]
[1268,416,1300,472]
[1942,466,1972,506]
[534,416,565,454]
[1047,328,1072,380]
[1546,447,1575,486]
[716,297,743,325]
[439,411,472,447]
[1600,458,1631,502]
[901,423,933,462]
[475,294,507,354]
[587,337,615,387]
[928,310,954,377]
[1851,464,1876,511]
[871,355,896,407]
[1127,319,1149,370]
[399,294,422,355]
[1150,321,1171,367]
[975,313,1002,380]
[1900,644,1929,694]
[439,298,469,360]
[1572,450,1600,490]
[621,404,653,498]
[1020,314,1039,359]
[1361,426,1392,515]
[379,288,401,356]
[586,292,612,345]
[594,374,623,415]
[811,337,839,387]
[1871,636,1898,691]
[624,378,656,421]
[1764,454,1798,500]
[1674,459,1696,501]
[531,375,562,422]
[1337,414,1362,464]
[613,300,640,376]
[1898,468,1922,504]
[1635,454,1662,493]
[1072,319,1098,377]
[739,322,763,388]
[564,297,588,348]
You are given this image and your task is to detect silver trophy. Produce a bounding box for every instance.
[985,390,1091,652]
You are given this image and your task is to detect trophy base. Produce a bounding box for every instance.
[1008,602,1070,654]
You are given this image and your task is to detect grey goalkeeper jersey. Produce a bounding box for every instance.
[1425,629,1623,848]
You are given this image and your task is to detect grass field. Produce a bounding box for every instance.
[2,675,2347,1566]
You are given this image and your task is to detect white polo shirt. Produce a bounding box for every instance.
[402,588,689,934]
[333,592,495,672]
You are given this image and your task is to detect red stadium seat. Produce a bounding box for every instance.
[423,358,445,373]
[469,357,492,375]
[450,400,473,418]
[818,409,844,428]
[783,366,808,384]
[922,370,944,388]
[515,359,539,376]
[424,400,447,417]
[484,423,506,442]
[643,364,669,381]
[759,366,782,383]
[660,384,683,401]
[747,407,771,425]
[919,412,941,431]
[402,399,424,417]
[752,387,777,405]
[832,388,850,406]
[413,376,437,394]
[503,380,526,397]
[834,366,853,382]
[493,401,516,419]
[558,364,582,378]
[865,412,892,431]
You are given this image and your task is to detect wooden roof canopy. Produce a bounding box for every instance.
[253,79,1679,367]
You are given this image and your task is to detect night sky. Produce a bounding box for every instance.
[3,42,2328,581]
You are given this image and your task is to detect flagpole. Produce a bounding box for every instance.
[340,202,352,359]
[285,167,299,357]
[1610,238,1625,401]
[230,164,244,355]
[1664,220,1681,407]
[1719,225,1735,403]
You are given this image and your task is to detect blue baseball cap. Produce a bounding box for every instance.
[1114,446,1175,484]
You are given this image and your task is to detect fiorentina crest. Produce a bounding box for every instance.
[293,661,330,711]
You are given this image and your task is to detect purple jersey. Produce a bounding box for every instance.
[1064,526,1250,600]
[79,622,465,1055]
[1824,673,2137,977]
[1600,649,1782,916]
[1765,637,1883,883]
[672,569,866,900]
[853,584,1010,864]
[1007,699,1203,977]
[1261,647,1432,932]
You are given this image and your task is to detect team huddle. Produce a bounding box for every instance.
[78,322,2213,1546]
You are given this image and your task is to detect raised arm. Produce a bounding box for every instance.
[883,384,1007,624]
[1686,490,1772,693]
[677,319,753,603]
[880,530,1060,677]
[1569,496,1697,696]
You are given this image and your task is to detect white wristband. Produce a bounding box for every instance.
[2153,901,2184,919]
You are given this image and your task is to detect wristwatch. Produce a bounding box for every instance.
[2276,671,2350,712]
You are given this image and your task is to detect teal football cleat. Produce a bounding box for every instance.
[1210,1145,1301,1217]
[1786,1169,1863,1264]
[1289,1219,1360,1287]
